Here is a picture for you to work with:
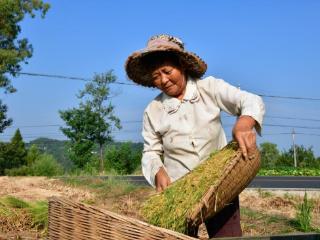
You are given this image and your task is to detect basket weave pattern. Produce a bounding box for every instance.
[48,197,196,240]
[187,147,261,230]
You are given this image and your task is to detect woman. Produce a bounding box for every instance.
[125,34,265,238]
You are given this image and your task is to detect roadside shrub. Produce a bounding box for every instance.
[295,191,313,232]
[5,165,31,176]
[30,154,63,176]
[105,142,141,175]
[258,167,320,176]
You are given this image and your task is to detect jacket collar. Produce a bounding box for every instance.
[161,77,199,114]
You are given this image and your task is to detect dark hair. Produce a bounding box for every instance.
[140,51,187,79]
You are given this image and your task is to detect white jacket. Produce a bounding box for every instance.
[141,76,265,187]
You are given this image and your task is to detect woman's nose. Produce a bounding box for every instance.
[160,74,169,85]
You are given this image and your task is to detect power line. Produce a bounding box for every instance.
[264,123,320,130]
[7,113,320,130]
[258,94,320,101]
[264,115,320,122]
[223,123,320,130]
[223,115,320,122]
[5,119,320,130]
[6,120,143,129]
[18,72,320,100]
[19,72,137,86]
[263,132,320,137]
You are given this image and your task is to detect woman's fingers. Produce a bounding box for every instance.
[235,133,248,159]
[243,131,257,158]
[155,167,171,192]
[234,130,257,159]
[156,178,170,192]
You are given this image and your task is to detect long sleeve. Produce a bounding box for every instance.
[141,110,164,187]
[210,77,265,134]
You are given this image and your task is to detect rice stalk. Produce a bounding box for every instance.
[141,142,239,234]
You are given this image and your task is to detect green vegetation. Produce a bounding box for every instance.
[0,129,27,174]
[294,192,313,232]
[61,176,137,199]
[28,154,63,176]
[7,144,64,176]
[259,142,320,168]
[141,142,238,234]
[240,207,297,234]
[60,71,121,173]
[258,167,320,176]
[105,141,142,174]
[257,189,274,198]
[0,196,48,233]
[0,0,50,133]
[27,138,73,170]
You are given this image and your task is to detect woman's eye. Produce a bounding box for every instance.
[164,69,172,74]
[152,75,160,82]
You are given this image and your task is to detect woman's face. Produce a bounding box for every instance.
[151,61,186,100]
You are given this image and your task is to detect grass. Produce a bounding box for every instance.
[141,142,241,234]
[295,191,313,232]
[0,196,48,235]
[257,189,274,198]
[241,207,298,235]
[60,176,138,199]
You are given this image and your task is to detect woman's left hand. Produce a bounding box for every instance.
[232,115,257,159]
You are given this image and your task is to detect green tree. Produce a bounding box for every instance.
[60,105,97,168]
[26,144,41,165]
[8,128,27,167]
[28,137,73,170]
[60,71,121,172]
[0,0,50,132]
[277,145,319,168]
[105,142,142,175]
[259,142,280,168]
[0,100,12,133]
[0,141,10,174]
[30,153,63,176]
[0,129,27,174]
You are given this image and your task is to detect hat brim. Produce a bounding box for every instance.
[125,46,207,87]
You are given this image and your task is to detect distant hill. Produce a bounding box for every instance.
[27,138,73,170]
[26,138,143,170]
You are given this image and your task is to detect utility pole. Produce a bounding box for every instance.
[292,128,297,168]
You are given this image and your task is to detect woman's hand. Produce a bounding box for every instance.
[232,115,257,160]
[155,167,171,192]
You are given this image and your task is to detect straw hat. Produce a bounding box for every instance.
[125,34,207,87]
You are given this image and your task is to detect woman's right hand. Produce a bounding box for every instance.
[155,167,171,192]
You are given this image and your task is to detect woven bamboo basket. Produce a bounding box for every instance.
[186,143,260,233]
[48,196,196,240]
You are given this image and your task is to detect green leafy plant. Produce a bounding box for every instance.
[295,191,313,232]
[258,167,320,176]
[30,153,63,176]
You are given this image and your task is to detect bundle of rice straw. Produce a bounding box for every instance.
[140,141,260,235]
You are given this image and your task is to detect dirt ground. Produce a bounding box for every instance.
[0,176,94,203]
[0,176,319,239]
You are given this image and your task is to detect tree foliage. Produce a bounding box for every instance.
[60,71,121,172]
[60,105,97,168]
[28,137,73,170]
[0,128,27,174]
[105,142,141,175]
[259,141,320,168]
[0,0,50,131]
[26,144,40,165]
[0,100,12,133]
[259,142,280,168]
[277,145,319,168]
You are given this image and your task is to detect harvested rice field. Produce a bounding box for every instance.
[0,176,319,239]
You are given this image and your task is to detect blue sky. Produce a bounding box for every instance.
[1,0,320,157]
